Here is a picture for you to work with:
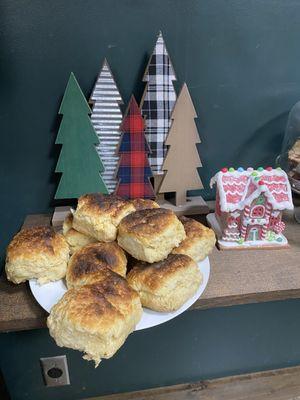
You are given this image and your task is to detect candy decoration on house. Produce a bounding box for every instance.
[115,96,155,199]
[222,215,240,242]
[207,167,294,249]
[55,72,108,199]
[140,31,177,194]
[89,59,123,193]
[158,83,208,214]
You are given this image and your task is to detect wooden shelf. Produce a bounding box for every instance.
[0,212,299,332]
[87,366,300,400]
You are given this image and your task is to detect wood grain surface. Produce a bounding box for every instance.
[86,365,300,400]
[0,212,299,332]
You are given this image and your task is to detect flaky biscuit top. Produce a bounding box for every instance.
[51,272,141,331]
[128,253,195,291]
[119,208,177,238]
[77,194,134,220]
[6,226,68,260]
[130,199,160,211]
[179,216,212,240]
[67,242,126,282]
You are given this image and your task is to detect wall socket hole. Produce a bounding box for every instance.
[47,367,63,379]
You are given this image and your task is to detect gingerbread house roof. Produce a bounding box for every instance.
[210,167,294,212]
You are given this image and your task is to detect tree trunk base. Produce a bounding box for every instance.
[52,206,72,230]
[153,174,165,201]
[157,196,209,216]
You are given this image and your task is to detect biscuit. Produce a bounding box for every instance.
[130,199,160,211]
[5,226,70,284]
[172,216,216,262]
[127,254,202,312]
[73,194,135,242]
[66,242,127,288]
[63,213,97,254]
[117,208,186,263]
[47,269,142,367]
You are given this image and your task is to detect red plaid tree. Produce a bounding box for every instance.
[115,96,155,199]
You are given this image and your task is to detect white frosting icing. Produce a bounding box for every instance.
[242,217,268,226]
[218,234,288,248]
[211,168,294,212]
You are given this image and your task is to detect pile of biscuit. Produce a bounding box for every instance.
[5,194,215,366]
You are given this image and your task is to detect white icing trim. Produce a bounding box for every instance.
[271,210,280,217]
[211,169,294,212]
[223,233,239,239]
[218,234,288,248]
[243,217,268,226]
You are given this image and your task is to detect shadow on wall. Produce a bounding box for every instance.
[0,368,10,400]
[235,112,289,168]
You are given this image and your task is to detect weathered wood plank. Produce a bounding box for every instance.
[0,214,52,332]
[0,274,47,332]
[193,212,300,311]
[22,214,52,228]
[86,365,300,400]
[0,211,299,332]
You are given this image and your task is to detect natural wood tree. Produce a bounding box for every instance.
[159,83,204,206]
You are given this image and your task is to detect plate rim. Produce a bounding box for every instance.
[29,257,210,331]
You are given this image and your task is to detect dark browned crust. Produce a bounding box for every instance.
[128,254,194,291]
[68,242,126,281]
[78,194,132,218]
[6,226,62,259]
[88,273,133,300]
[119,208,175,236]
[130,199,159,211]
[65,270,140,323]
[66,283,123,322]
[179,216,208,239]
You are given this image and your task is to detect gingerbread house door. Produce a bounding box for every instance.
[246,226,261,241]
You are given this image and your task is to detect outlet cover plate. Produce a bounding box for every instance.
[40,355,70,387]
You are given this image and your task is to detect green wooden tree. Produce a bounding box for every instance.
[55,72,108,199]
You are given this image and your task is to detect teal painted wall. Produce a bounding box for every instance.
[1,0,300,399]
[1,301,300,400]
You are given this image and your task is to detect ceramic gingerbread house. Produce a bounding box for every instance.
[208,167,293,249]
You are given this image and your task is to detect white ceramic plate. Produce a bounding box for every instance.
[29,257,210,331]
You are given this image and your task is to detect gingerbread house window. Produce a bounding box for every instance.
[250,205,265,218]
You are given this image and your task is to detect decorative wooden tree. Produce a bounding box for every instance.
[55,72,108,199]
[115,96,155,199]
[159,83,204,206]
[140,31,177,189]
[89,59,123,193]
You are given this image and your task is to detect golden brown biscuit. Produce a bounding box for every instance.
[130,199,160,211]
[5,226,70,284]
[172,216,216,262]
[63,213,97,254]
[117,208,186,263]
[127,254,202,312]
[47,270,142,367]
[66,242,127,288]
[73,194,135,242]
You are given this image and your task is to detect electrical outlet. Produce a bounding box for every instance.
[40,355,70,387]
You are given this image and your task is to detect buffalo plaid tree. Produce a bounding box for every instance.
[115,96,155,199]
[140,31,177,176]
